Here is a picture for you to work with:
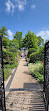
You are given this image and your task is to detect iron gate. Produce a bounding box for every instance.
[44,41,49,111]
[0,36,6,111]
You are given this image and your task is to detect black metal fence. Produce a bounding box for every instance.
[44,41,49,111]
[0,35,49,111]
[0,36,6,111]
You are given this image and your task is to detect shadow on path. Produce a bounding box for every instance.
[6,82,45,111]
[5,59,45,111]
[6,83,42,92]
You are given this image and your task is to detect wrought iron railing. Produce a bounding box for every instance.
[0,36,6,111]
[44,41,49,111]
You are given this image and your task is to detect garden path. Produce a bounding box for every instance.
[5,58,45,111]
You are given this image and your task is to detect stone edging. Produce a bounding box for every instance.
[5,59,20,91]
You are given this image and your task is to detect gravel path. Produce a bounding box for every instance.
[5,58,45,111]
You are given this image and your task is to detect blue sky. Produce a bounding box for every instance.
[0,0,49,41]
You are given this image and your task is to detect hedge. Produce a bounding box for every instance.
[29,47,44,63]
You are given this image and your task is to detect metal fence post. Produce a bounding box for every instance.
[0,36,6,111]
[44,41,49,111]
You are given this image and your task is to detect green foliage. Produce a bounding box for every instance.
[3,49,7,58]
[23,30,38,49]
[34,71,44,83]
[1,29,21,74]
[0,26,45,81]
[28,62,44,83]
[27,48,37,58]
[9,40,13,47]
[0,26,8,37]
[2,37,10,48]
[38,64,44,75]
[37,36,44,46]
[30,51,39,63]
[29,46,44,63]
[10,102,13,107]
[4,61,18,69]
[8,47,17,53]
[9,62,18,69]
[12,39,19,49]
[37,46,44,61]
[4,68,12,80]
[14,32,23,50]
[3,49,15,61]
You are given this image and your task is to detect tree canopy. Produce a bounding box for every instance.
[2,37,10,48]
[23,30,38,49]
[37,36,44,46]
[12,39,19,49]
[14,32,23,50]
[0,26,8,37]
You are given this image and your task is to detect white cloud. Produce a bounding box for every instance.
[31,4,36,9]
[5,0,27,13]
[18,4,24,11]
[36,30,49,41]
[6,0,15,13]
[7,30,13,39]
[16,0,27,11]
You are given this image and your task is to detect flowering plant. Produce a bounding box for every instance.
[42,60,44,64]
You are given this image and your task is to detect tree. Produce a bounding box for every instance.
[2,37,10,48]
[37,36,44,46]
[23,30,38,49]
[0,26,8,37]
[0,26,8,48]
[12,39,19,49]
[14,32,22,50]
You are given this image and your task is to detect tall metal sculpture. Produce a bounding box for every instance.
[0,36,6,111]
[44,41,49,111]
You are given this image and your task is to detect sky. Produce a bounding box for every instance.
[0,0,49,41]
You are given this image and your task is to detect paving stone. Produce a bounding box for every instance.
[5,59,45,111]
[6,91,45,111]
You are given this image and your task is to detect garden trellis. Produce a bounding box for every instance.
[0,36,6,111]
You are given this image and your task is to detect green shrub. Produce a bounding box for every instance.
[28,62,44,83]
[27,48,37,58]
[29,47,44,63]
[2,36,21,80]
[29,51,39,63]
[2,37,10,48]
[3,49,16,64]
[3,49,7,58]
[4,61,18,69]
[4,68,12,80]
[39,64,44,75]
[9,62,18,69]
[34,71,44,83]
[38,46,44,61]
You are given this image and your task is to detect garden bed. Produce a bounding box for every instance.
[28,61,44,83]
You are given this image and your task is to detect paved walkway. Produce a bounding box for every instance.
[5,58,45,111]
